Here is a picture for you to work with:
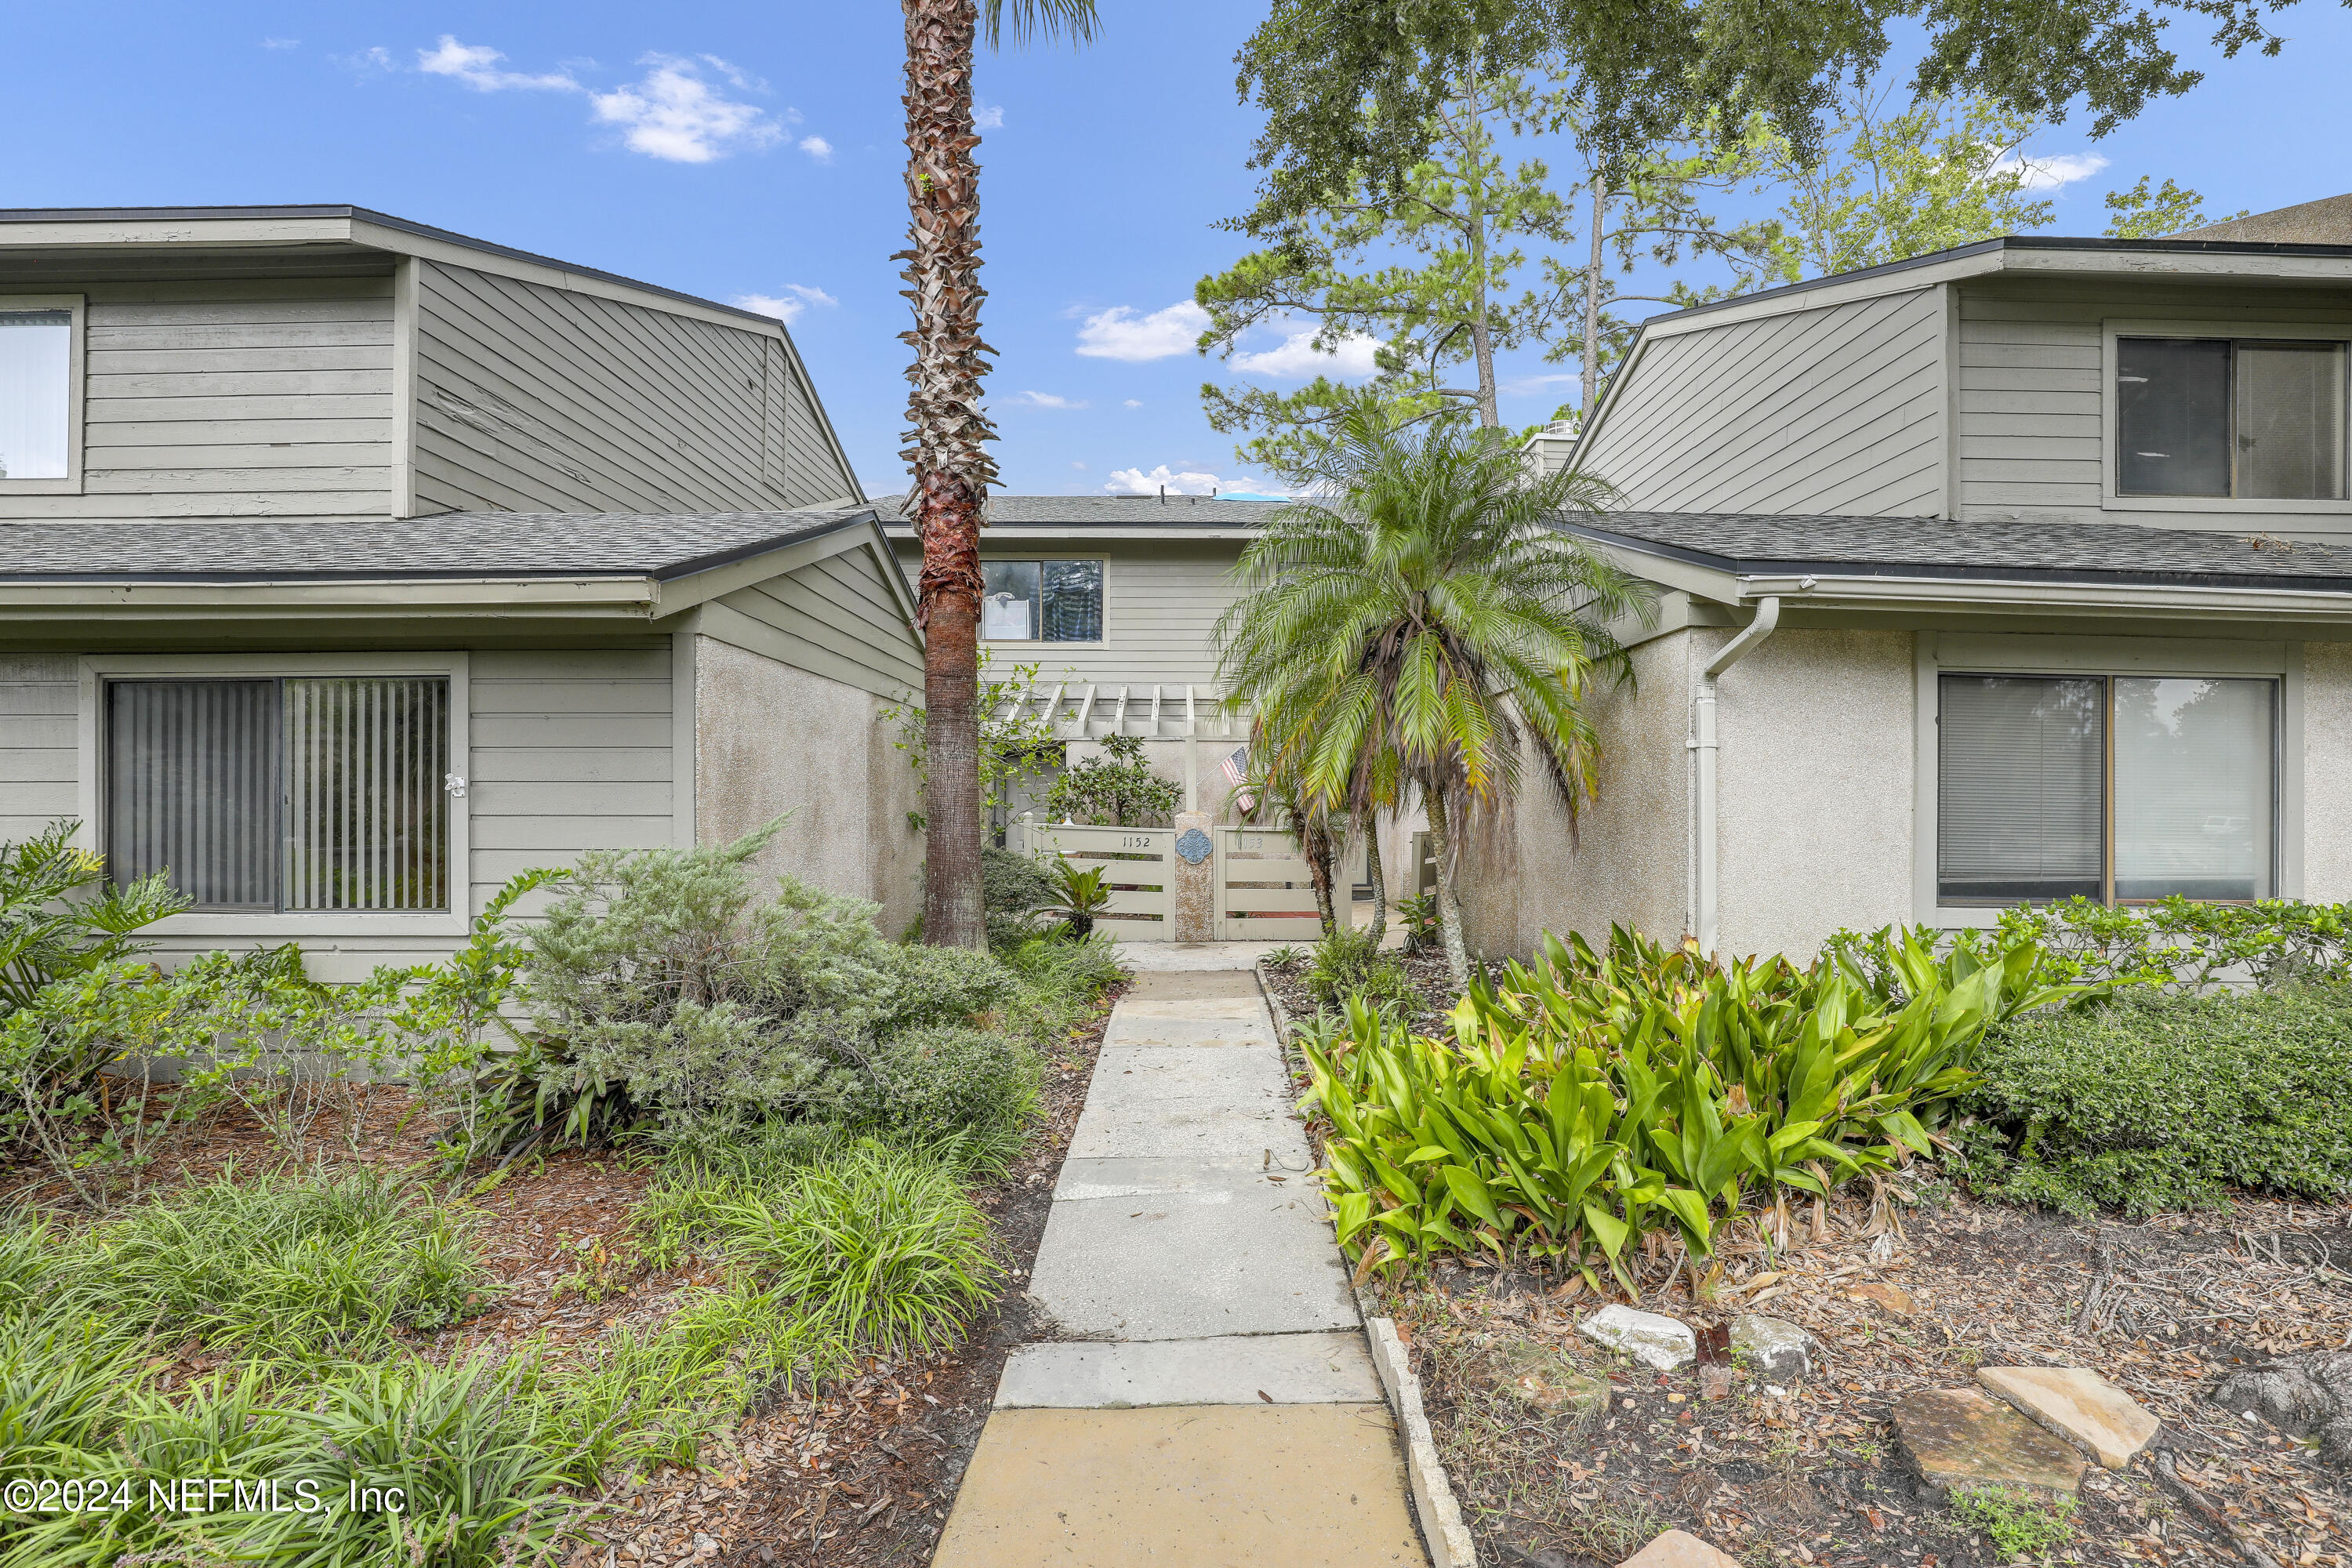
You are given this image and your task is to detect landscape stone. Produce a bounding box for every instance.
[1617,1527,1746,1568]
[1732,1314,1825,1381]
[1890,1387,2088,1502]
[1579,1305,1697,1371]
[1977,1366,2160,1470]
[1849,1281,1917,1317]
[1471,1340,1605,1411]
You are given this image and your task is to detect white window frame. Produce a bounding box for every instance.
[0,293,87,496]
[2101,318,2352,516]
[1911,632,2303,928]
[978,555,1108,647]
[76,652,473,938]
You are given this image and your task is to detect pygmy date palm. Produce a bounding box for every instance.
[901,0,1097,949]
[1213,405,1653,984]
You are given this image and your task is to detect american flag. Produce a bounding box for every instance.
[1220,745,1254,811]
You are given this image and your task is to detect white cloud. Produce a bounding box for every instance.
[417,35,580,92]
[1122,398,1142,409]
[1069,460,1087,470]
[337,45,397,73]
[1104,465,1226,496]
[1229,328,1383,379]
[262,37,299,49]
[974,103,1004,129]
[1501,372,1581,396]
[731,284,836,325]
[1014,390,1088,409]
[1075,301,1210,362]
[1992,148,2111,191]
[591,54,785,162]
[797,135,833,162]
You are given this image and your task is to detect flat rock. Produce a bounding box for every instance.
[1732,1314,1824,1381]
[1978,1366,2159,1470]
[1471,1341,1604,1411]
[1891,1387,2087,1502]
[1618,1528,1745,1568]
[1579,1305,1696,1372]
[1849,1281,1917,1317]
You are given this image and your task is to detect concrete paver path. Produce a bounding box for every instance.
[935,947,1428,1566]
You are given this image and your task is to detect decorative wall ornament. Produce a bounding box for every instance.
[1175,826,1214,865]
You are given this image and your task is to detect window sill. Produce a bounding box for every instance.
[153,911,469,940]
[0,478,84,496]
[980,641,1109,650]
[2103,493,2352,515]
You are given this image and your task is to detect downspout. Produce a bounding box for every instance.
[1692,596,1782,958]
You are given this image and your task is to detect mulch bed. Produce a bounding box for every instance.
[1258,940,1457,1033]
[1376,1184,2352,1568]
[2,978,1124,1568]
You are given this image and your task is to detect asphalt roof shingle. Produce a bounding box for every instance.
[1566,511,2352,592]
[0,510,867,582]
[873,495,1289,528]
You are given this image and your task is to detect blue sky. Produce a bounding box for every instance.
[7,1,2350,499]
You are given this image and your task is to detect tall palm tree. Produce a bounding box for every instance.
[902,0,1097,949]
[1213,404,1653,985]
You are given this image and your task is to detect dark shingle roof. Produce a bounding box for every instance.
[0,510,869,583]
[1568,512,2352,592]
[874,495,1289,529]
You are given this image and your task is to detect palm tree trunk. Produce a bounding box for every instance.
[1425,788,1471,987]
[1364,819,1387,945]
[1301,811,1338,938]
[902,0,998,950]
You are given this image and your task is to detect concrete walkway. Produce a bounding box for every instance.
[934,944,1428,1566]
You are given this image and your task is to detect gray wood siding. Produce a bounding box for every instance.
[704,542,924,700]
[411,262,856,516]
[1957,276,2352,524]
[0,279,395,521]
[0,657,78,844]
[892,539,1244,694]
[1581,288,1946,517]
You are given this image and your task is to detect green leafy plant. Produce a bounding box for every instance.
[881,647,1065,823]
[81,1165,495,1362]
[1949,1485,2078,1556]
[1046,734,1181,827]
[710,1139,1004,1356]
[1951,987,2352,1214]
[0,819,189,1019]
[1302,924,2072,1287]
[1042,857,1112,940]
[982,842,1058,946]
[1304,926,1418,1011]
[1966,895,2352,991]
[1395,893,1442,955]
[1263,945,1305,967]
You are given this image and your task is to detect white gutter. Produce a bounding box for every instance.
[1691,594,1784,957]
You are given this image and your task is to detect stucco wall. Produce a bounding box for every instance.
[2303,642,2352,902]
[1461,631,1693,959]
[693,635,924,936]
[1713,628,1916,960]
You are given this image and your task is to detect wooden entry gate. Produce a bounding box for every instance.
[1008,817,1320,942]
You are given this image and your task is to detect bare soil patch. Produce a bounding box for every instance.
[1377,1185,2352,1568]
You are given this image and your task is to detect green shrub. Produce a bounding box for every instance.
[1046,734,1181,826]
[1304,927,1417,1011]
[1306,924,2064,1285]
[982,843,1055,916]
[712,1139,1003,1356]
[1969,895,2352,990]
[1953,989,2352,1215]
[861,1025,1040,1173]
[877,942,1021,1033]
[82,1165,494,1360]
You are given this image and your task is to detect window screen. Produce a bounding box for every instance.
[0,309,71,482]
[1937,676,2105,903]
[2237,343,2347,499]
[981,560,1102,641]
[107,677,451,913]
[2112,677,2274,901]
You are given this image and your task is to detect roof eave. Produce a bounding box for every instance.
[0,575,665,618]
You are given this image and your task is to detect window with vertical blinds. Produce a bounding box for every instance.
[1937,672,2277,906]
[106,677,451,913]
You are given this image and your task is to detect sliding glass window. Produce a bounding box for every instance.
[1937,673,2276,906]
[106,677,452,913]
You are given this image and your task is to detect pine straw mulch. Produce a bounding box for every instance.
[1,978,1122,1568]
[1374,1182,2352,1568]
[1258,939,1458,1034]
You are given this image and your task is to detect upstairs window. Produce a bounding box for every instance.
[2117,336,2347,499]
[107,677,453,912]
[1937,672,2277,906]
[981,559,1104,641]
[0,308,71,482]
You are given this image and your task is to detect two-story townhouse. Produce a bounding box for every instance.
[1479,210,2352,962]
[0,205,924,975]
